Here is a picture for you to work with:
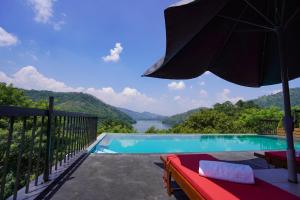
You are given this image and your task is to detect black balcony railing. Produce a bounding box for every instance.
[0,97,97,200]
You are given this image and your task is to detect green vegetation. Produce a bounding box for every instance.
[171,101,283,133]
[0,83,135,198]
[23,89,135,124]
[118,107,166,121]
[98,120,136,133]
[162,107,207,126]
[0,83,48,198]
[252,88,300,108]
[145,126,169,134]
[0,83,47,108]
[1,83,300,198]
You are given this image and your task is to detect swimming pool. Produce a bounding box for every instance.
[90,134,300,154]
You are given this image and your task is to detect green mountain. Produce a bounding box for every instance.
[163,88,300,126]
[251,87,300,108]
[162,107,207,126]
[118,107,167,121]
[23,90,135,124]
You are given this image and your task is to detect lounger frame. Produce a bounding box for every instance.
[254,152,300,172]
[161,156,205,200]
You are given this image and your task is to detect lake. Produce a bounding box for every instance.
[133,120,171,132]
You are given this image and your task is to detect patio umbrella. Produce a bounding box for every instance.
[143,0,300,183]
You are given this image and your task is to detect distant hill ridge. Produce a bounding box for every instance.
[23,87,300,126]
[251,87,300,108]
[163,87,300,126]
[162,107,207,125]
[118,107,167,121]
[23,90,135,124]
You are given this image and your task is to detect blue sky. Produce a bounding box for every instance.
[0,0,299,116]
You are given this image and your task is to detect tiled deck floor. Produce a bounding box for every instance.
[50,152,269,200]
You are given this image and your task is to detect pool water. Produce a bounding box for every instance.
[91,134,300,154]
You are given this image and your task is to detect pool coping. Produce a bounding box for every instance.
[86,133,107,152]
[88,133,299,154]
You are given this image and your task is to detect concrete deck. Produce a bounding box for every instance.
[48,152,272,200]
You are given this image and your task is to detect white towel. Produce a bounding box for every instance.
[296,151,300,157]
[199,160,255,184]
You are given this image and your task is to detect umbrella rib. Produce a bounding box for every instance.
[242,0,275,26]
[210,5,249,66]
[280,0,286,26]
[235,29,272,33]
[284,7,300,30]
[217,15,274,32]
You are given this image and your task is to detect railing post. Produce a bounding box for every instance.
[94,117,98,140]
[44,96,54,182]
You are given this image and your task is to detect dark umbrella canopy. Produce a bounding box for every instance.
[144,0,300,183]
[144,0,300,87]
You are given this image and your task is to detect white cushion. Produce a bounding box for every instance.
[199,160,255,184]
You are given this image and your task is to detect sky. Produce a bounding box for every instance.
[0,0,300,116]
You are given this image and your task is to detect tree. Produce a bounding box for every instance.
[172,109,234,133]
[145,126,169,134]
[98,120,136,134]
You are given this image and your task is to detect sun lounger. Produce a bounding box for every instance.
[255,151,300,172]
[161,154,300,200]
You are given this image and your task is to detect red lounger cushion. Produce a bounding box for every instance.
[167,154,300,200]
[265,151,300,165]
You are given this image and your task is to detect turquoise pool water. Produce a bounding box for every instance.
[91,134,300,154]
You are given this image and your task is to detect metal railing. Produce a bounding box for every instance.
[0,97,97,200]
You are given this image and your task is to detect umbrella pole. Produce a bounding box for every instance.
[277,28,298,183]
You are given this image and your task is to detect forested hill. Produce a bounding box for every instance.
[23,90,135,124]
[251,87,300,108]
[162,107,207,125]
[163,88,300,126]
[118,107,166,121]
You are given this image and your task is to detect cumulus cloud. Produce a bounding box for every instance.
[168,81,185,90]
[28,0,65,30]
[0,71,13,83]
[0,66,156,112]
[217,88,244,103]
[9,66,83,92]
[0,66,238,115]
[102,43,123,63]
[0,27,18,47]
[28,0,54,23]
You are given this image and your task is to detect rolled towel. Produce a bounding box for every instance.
[199,160,255,184]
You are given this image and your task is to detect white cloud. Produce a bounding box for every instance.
[0,66,156,113]
[28,0,54,23]
[0,71,13,83]
[174,96,181,101]
[10,66,83,92]
[0,66,240,115]
[199,89,208,97]
[102,43,123,63]
[0,27,18,47]
[28,0,66,30]
[217,88,244,103]
[52,20,65,31]
[168,81,185,90]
